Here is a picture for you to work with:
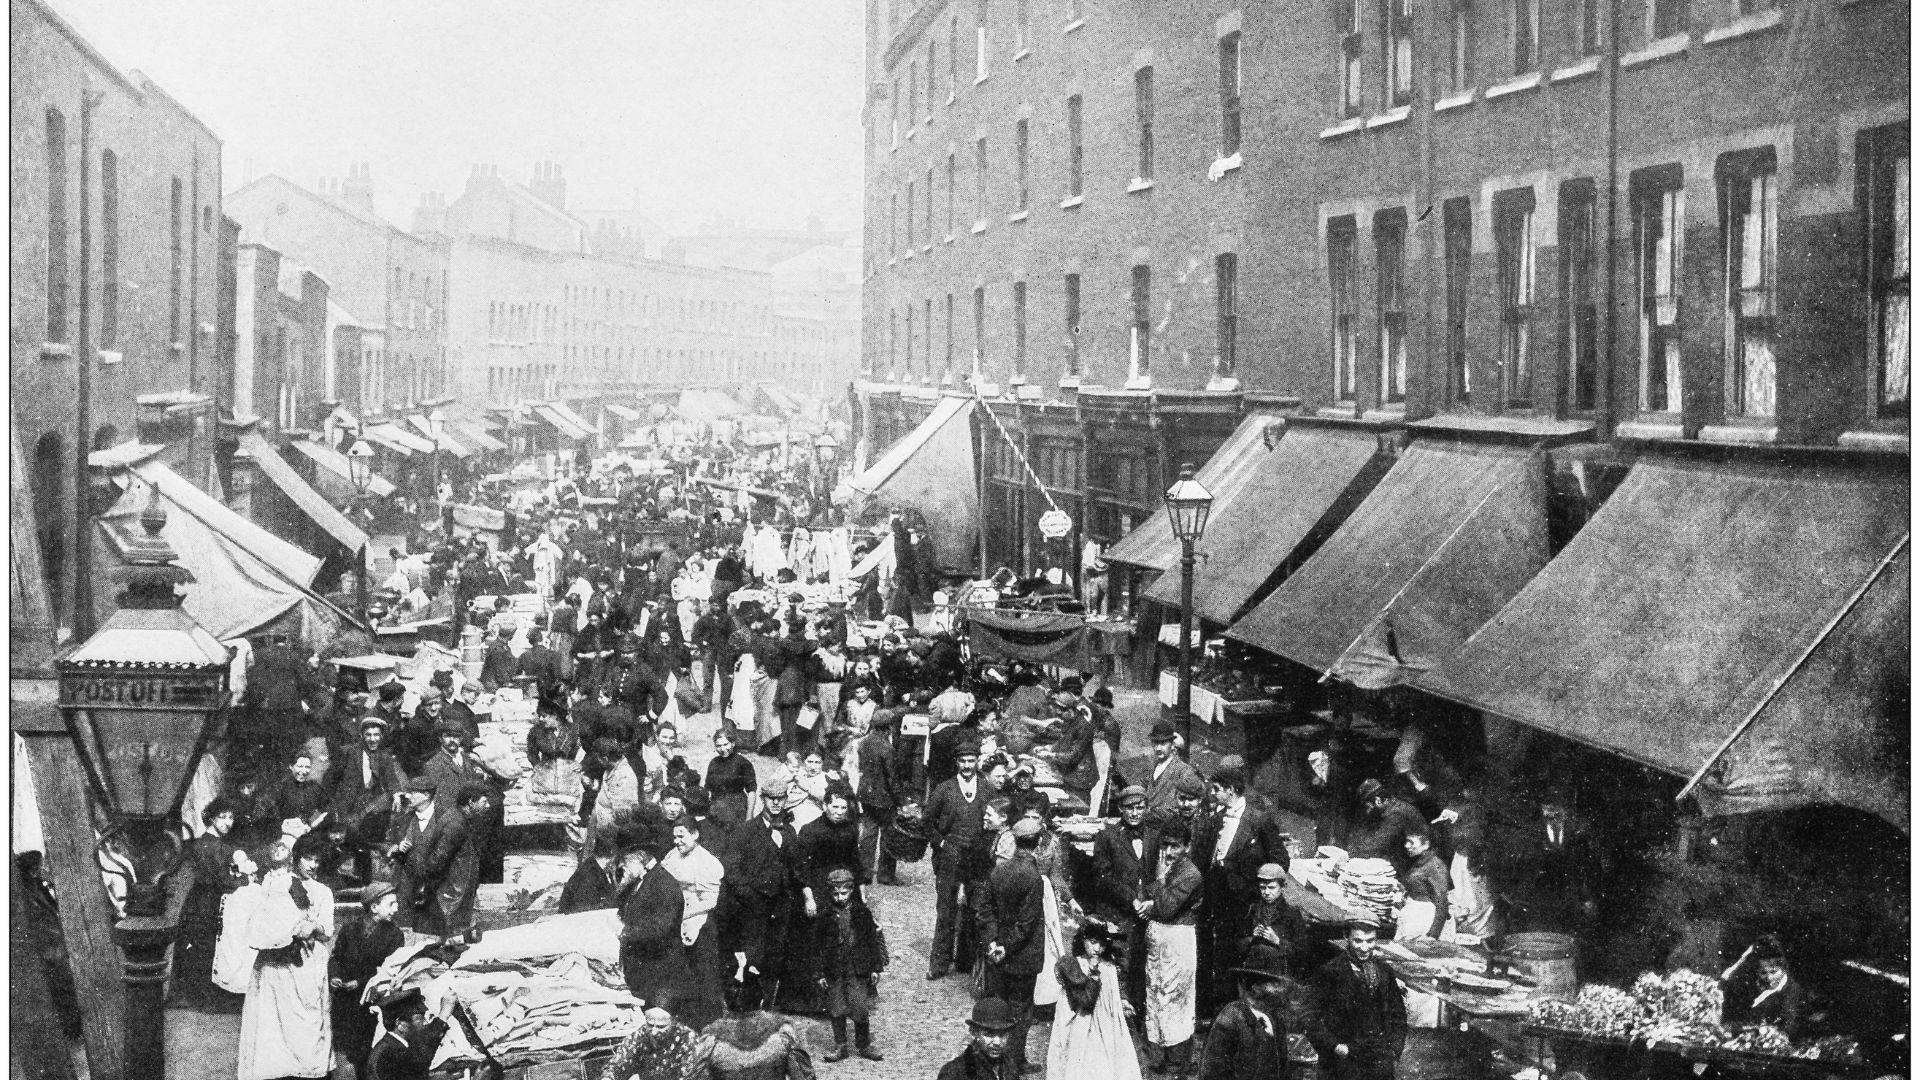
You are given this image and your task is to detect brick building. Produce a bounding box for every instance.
[230,244,329,433]
[225,168,449,420]
[11,0,225,631]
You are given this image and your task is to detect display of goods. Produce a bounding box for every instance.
[1528,984,1639,1038]
[1791,1036,1863,1063]
[1639,1017,1731,1047]
[1722,1025,1793,1055]
[1334,857,1403,920]
[1632,969,1725,1027]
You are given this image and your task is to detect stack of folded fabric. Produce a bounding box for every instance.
[1335,858,1404,923]
[430,965,643,1070]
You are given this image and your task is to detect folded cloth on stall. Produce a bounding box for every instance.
[452,908,626,968]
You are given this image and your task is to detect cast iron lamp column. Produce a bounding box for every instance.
[1163,464,1214,759]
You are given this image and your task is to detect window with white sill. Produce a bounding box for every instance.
[1329,217,1360,399]
[1064,273,1083,377]
[926,164,937,244]
[1861,124,1909,419]
[1135,67,1156,181]
[944,293,955,381]
[1015,118,1030,212]
[1066,94,1085,198]
[948,152,959,236]
[926,42,938,122]
[1013,281,1028,382]
[1633,167,1686,414]
[1376,210,1409,403]
[1718,148,1778,420]
[1448,0,1474,95]
[977,9,990,81]
[1216,253,1240,378]
[1129,264,1153,380]
[1575,0,1601,57]
[1444,198,1474,405]
[976,136,990,224]
[1560,179,1601,412]
[1219,32,1244,156]
[1495,187,1537,408]
[1513,0,1541,72]
[1383,0,1414,107]
[1649,0,1687,41]
[1338,0,1366,118]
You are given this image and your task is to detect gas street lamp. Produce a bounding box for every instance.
[346,435,376,617]
[811,430,840,518]
[57,490,230,1080]
[1164,463,1213,758]
[427,407,447,507]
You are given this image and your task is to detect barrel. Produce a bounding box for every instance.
[1504,932,1578,999]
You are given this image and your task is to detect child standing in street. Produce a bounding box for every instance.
[813,867,888,1062]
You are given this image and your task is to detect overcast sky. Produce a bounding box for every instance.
[50,0,867,236]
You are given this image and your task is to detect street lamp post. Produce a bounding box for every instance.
[428,407,446,509]
[811,430,840,523]
[56,490,230,1080]
[346,435,376,619]
[1164,463,1214,759]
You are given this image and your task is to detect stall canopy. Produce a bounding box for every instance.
[1231,440,1549,687]
[959,606,1131,669]
[1142,423,1382,624]
[604,403,643,423]
[95,461,357,642]
[406,415,472,458]
[236,428,369,553]
[677,388,747,424]
[288,438,397,499]
[548,402,599,439]
[532,404,596,442]
[1418,456,1909,828]
[362,422,433,455]
[1104,413,1281,573]
[443,416,507,453]
[834,395,978,573]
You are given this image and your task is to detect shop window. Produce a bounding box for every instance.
[1718,148,1778,419]
[1560,180,1600,412]
[1860,124,1909,418]
[1376,210,1408,403]
[1495,187,1537,408]
[1634,166,1686,414]
[1444,198,1474,404]
[1329,216,1359,400]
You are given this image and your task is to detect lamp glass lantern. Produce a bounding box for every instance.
[1164,467,1214,543]
[57,494,230,825]
[346,437,375,493]
[427,408,446,445]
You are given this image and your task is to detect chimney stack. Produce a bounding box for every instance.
[340,162,375,211]
[413,190,449,236]
[529,160,567,211]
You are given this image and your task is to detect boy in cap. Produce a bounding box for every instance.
[1241,863,1308,975]
[1194,766,1290,1018]
[937,998,1021,1080]
[812,867,888,1061]
[331,882,405,1075]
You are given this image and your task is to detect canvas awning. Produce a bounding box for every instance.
[604,403,643,423]
[287,438,397,499]
[834,395,978,572]
[1418,456,1909,827]
[94,462,357,642]
[547,401,600,438]
[1142,423,1382,624]
[362,422,432,455]
[677,389,746,424]
[531,404,595,442]
[1231,440,1549,687]
[1105,413,1281,572]
[446,419,507,452]
[406,415,473,458]
[236,429,369,553]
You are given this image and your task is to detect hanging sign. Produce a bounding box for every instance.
[1037,509,1074,539]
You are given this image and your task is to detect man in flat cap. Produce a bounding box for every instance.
[322,714,408,884]
[1090,784,1160,1019]
[1143,720,1204,829]
[924,734,988,980]
[331,882,405,1074]
[936,998,1021,1080]
[978,817,1048,1074]
[383,778,443,929]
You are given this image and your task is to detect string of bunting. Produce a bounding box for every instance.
[974,389,1073,539]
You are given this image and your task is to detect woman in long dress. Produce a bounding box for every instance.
[1047,923,1142,1080]
[237,832,335,1080]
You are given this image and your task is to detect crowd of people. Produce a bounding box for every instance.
[135,447,1487,1080]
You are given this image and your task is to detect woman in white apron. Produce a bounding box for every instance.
[1046,923,1141,1080]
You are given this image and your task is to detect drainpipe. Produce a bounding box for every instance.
[73,88,102,639]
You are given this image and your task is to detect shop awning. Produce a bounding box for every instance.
[362,423,432,455]
[1105,413,1281,572]
[93,462,357,641]
[405,415,473,459]
[236,429,369,553]
[1142,423,1382,624]
[604,403,643,423]
[1231,440,1549,686]
[547,402,600,438]
[447,419,507,453]
[677,388,746,424]
[834,395,978,572]
[287,438,397,499]
[1418,456,1909,826]
[532,404,596,442]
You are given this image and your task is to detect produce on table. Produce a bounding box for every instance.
[1529,971,1861,1063]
